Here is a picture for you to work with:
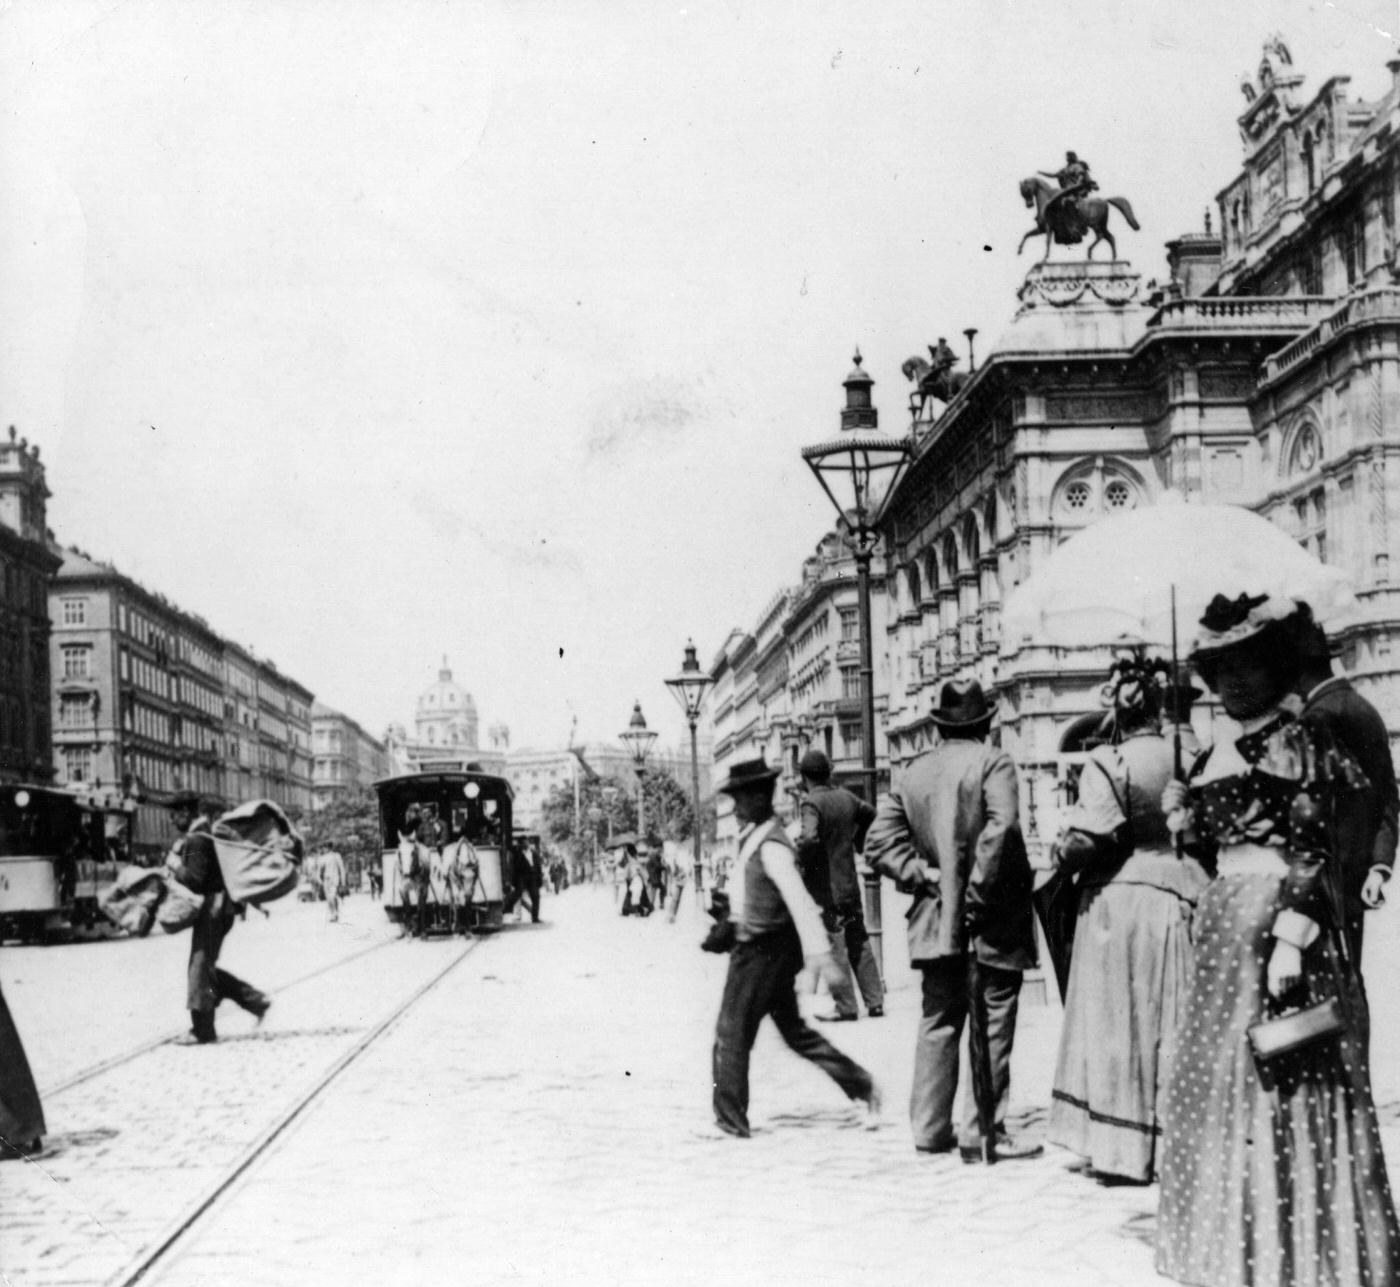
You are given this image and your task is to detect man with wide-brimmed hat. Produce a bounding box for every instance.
[795,748,884,1022]
[709,756,880,1138]
[865,679,1040,1161]
[168,791,270,1045]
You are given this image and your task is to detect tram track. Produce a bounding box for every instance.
[109,935,482,1287]
[45,933,403,1097]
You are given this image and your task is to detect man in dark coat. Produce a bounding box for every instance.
[1294,612,1398,966]
[865,680,1040,1161]
[796,749,884,1022]
[170,792,270,1045]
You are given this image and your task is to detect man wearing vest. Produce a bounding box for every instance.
[169,792,271,1045]
[797,748,885,1022]
[865,680,1040,1161]
[710,757,881,1138]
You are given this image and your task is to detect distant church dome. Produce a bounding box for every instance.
[414,657,479,749]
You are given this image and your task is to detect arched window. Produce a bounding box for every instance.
[962,514,980,566]
[906,562,922,609]
[984,495,998,547]
[942,533,959,581]
[924,549,939,595]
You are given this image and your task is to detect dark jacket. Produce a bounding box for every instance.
[1299,677,1399,910]
[172,819,223,896]
[797,783,875,910]
[865,738,1036,971]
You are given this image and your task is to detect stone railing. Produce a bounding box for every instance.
[1148,295,1334,332]
[1262,288,1400,384]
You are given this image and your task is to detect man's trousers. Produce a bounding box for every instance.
[912,955,1021,1150]
[187,894,268,1021]
[825,903,885,1018]
[712,927,874,1137]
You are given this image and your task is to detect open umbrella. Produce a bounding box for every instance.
[1000,493,1355,650]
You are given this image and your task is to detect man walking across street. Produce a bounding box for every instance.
[1293,607,1398,968]
[169,792,270,1045]
[796,749,884,1022]
[865,681,1040,1161]
[710,757,881,1139]
[319,849,347,923]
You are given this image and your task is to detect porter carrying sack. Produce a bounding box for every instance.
[212,799,304,906]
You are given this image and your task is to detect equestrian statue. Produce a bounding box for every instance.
[903,338,967,417]
[1018,151,1140,261]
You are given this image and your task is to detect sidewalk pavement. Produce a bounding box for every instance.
[6,883,1400,1287]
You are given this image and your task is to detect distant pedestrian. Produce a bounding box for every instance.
[319,849,347,923]
[710,757,880,1138]
[665,845,688,921]
[506,838,541,923]
[0,978,44,1160]
[796,748,884,1022]
[865,680,1041,1161]
[367,854,383,901]
[643,842,666,913]
[169,792,270,1045]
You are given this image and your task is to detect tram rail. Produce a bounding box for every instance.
[110,937,480,1287]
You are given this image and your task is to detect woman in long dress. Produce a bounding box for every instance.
[1047,655,1209,1183]
[1156,592,1399,1287]
[0,977,44,1160]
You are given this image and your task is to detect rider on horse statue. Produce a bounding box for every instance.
[1038,151,1098,245]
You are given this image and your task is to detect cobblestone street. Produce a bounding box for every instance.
[4,884,1400,1286]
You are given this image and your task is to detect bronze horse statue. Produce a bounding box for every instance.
[902,355,967,416]
[1017,175,1140,261]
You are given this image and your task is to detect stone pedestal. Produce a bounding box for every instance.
[1017,260,1142,310]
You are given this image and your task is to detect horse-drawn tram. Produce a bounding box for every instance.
[0,785,136,943]
[374,770,517,936]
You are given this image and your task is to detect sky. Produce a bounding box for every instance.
[1,0,1397,752]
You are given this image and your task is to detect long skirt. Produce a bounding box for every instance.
[0,980,45,1152]
[1156,871,1399,1286]
[1048,878,1195,1181]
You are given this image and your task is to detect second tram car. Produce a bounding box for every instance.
[374,770,517,936]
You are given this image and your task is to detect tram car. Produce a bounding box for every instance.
[0,784,134,943]
[374,769,517,936]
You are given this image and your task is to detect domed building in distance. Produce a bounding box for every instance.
[383,657,507,777]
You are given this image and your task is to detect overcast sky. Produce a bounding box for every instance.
[1,0,1396,751]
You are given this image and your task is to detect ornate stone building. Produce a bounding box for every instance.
[874,43,1400,856]
[388,659,507,777]
[0,428,60,784]
[311,701,389,808]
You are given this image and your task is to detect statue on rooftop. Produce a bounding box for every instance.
[1018,153,1140,261]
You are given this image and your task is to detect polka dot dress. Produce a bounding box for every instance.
[1156,737,1400,1285]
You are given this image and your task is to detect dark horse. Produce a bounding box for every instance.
[1017,175,1140,261]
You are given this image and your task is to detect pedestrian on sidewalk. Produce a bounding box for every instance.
[1156,593,1399,1286]
[665,843,687,921]
[865,680,1041,1162]
[644,842,667,914]
[1291,603,1397,972]
[169,792,270,1045]
[319,849,347,923]
[710,757,880,1139]
[1046,655,1207,1184]
[796,749,884,1023]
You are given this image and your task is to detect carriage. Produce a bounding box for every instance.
[0,785,135,943]
[374,770,517,936]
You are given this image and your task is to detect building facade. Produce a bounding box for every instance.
[0,428,60,784]
[871,43,1400,858]
[49,548,321,853]
[311,701,389,808]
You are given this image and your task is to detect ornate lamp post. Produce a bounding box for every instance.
[800,350,913,972]
[665,639,712,905]
[619,700,658,843]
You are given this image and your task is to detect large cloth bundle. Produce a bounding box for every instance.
[99,866,203,935]
[212,800,304,906]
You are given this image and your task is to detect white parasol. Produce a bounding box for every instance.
[1000,493,1356,651]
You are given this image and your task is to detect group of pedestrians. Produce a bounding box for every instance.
[705,589,1400,1286]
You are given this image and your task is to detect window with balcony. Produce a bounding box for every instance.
[840,722,862,758]
[841,667,861,699]
[839,608,858,642]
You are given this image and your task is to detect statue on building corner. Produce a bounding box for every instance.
[1018,151,1140,261]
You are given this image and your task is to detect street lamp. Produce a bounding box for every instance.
[665,639,712,906]
[800,349,914,973]
[619,700,657,843]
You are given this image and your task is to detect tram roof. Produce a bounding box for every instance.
[372,770,514,800]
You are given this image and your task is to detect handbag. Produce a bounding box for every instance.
[1248,994,1347,1063]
